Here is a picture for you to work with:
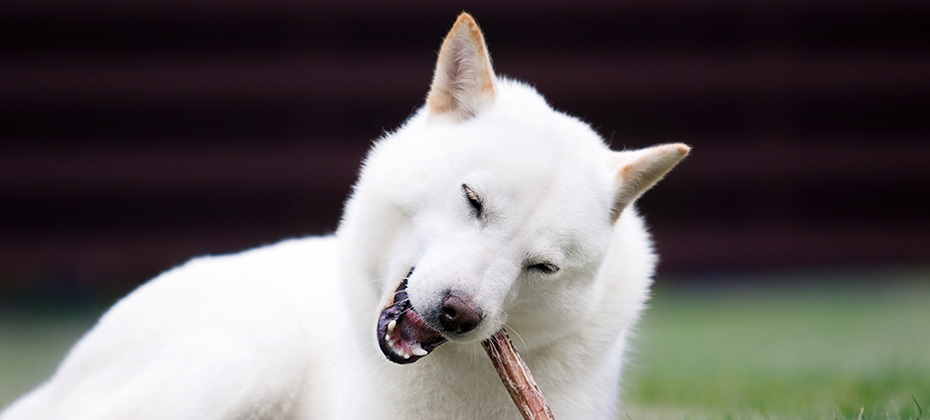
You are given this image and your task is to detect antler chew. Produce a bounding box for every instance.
[481,329,555,420]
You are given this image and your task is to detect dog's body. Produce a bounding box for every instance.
[1,14,688,420]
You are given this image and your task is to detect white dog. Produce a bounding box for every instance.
[1,13,689,420]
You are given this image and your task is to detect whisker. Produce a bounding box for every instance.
[501,322,528,350]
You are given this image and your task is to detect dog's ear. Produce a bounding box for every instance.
[426,13,496,121]
[609,143,691,223]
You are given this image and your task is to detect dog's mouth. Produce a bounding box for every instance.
[377,271,447,364]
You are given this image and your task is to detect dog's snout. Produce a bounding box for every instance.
[438,291,482,334]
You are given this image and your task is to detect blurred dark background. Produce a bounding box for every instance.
[1,1,928,303]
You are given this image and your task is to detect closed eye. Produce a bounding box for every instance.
[462,184,483,218]
[527,262,560,275]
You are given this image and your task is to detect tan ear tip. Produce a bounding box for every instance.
[456,12,477,25]
[672,143,691,157]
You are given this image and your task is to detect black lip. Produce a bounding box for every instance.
[376,270,447,364]
[377,304,417,364]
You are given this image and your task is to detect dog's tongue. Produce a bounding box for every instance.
[377,280,447,364]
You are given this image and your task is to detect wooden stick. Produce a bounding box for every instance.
[481,329,555,420]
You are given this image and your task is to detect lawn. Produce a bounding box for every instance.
[624,269,930,420]
[1,268,928,419]
[0,306,101,408]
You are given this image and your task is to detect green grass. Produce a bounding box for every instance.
[624,271,930,420]
[0,307,102,408]
[1,269,928,419]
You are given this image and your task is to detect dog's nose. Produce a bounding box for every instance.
[439,291,482,334]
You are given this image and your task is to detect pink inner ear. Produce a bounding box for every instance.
[609,144,691,223]
[426,13,496,120]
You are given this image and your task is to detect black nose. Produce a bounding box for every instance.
[438,291,482,334]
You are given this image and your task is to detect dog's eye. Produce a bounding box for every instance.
[528,262,560,275]
[462,184,483,218]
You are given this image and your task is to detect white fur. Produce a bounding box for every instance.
[1,14,687,420]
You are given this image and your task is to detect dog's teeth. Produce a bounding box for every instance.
[396,343,409,359]
[411,345,428,357]
[387,319,396,334]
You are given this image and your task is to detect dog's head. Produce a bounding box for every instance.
[338,13,689,364]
